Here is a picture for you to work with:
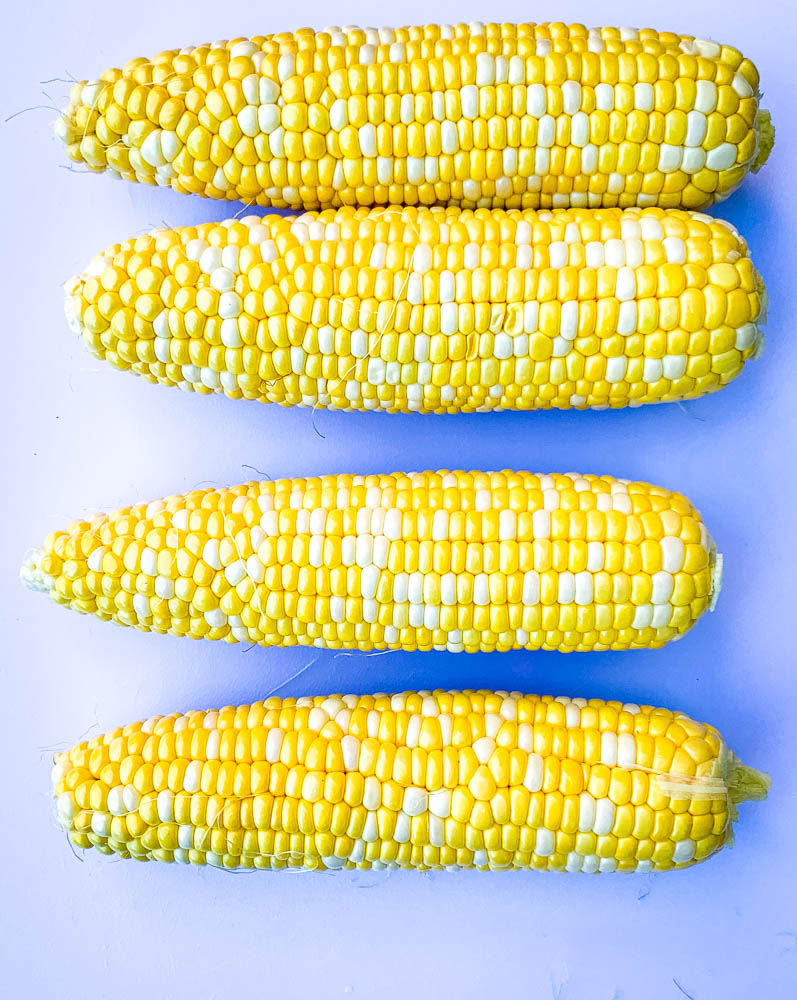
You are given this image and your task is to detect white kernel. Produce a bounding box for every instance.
[548,241,567,268]
[535,829,555,857]
[358,123,376,157]
[684,111,707,148]
[475,52,496,85]
[265,729,283,763]
[140,129,165,167]
[202,538,221,571]
[219,292,242,319]
[473,574,489,606]
[641,217,664,241]
[600,732,618,767]
[585,241,605,268]
[706,143,737,170]
[611,492,632,514]
[522,571,540,605]
[662,354,687,380]
[732,73,754,98]
[204,608,226,628]
[413,243,432,275]
[634,82,654,111]
[559,299,578,340]
[632,604,654,629]
[429,789,450,818]
[617,300,637,336]
[257,104,280,133]
[531,509,550,539]
[122,785,140,813]
[562,81,581,114]
[340,735,360,770]
[537,115,555,148]
[199,246,222,274]
[578,792,596,833]
[673,839,696,864]
[694,38,721,58]
[210,266,235,293]
[617,733,636,769]
[574,571,593,606]
[695,80,718,113]
[643,358,663,383]
[460,84,478,120]
[587,541,604,571]
[473,737,495,764]
[664,237,687,264]
[405,714,421,748]
[106,786,125,816]
[737,322,760,351]
[403,787,427,817]
[595,83,614,111]
[605,238,626,268]
[526,84,546,117]
[157,789,174,823]
[651,571,674,604]
[362,813,378,843]
[659,144,683,171]
[659,537,684,574]
[499,509,516,540]
[571,111,589,147]
[523,753,543,792]
[556,571,574,604]
[580,143,598,174]
[616,267,636,302]
[277,53,294,81]
[566,852,584,873]
[363,776,381,810]
[523,300,539,331]
[542,488,560,511]
[652,604,672,628]
[593,797,615,835]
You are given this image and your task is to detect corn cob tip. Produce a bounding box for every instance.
[20,548,53,594]
[726,751,771,823]
[753,110,774,172]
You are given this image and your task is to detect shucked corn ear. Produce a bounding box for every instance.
[66,205,765,413]
[55,22,773,212]
[22,470,720,654]
[52,689,769,872]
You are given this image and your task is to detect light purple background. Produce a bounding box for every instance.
[2,2,795,996]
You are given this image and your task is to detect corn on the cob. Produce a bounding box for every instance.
[52,688,768,873]
[55,23,772,212]
[22,470,720,653]
[67,205,765,413]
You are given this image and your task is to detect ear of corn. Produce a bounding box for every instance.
[51,689,768,873]
[54,22,771,212]
[22,470,720,653]
[66,205,765,413]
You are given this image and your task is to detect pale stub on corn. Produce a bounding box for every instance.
[22,470,719,653]
[54,23,772,211]
[51,690,769,873]
[65,206,766,413]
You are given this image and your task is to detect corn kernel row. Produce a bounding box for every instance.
[66,205,765,413]
[22,470,719,653]
[55,22,771,211]
[52,689,768,872]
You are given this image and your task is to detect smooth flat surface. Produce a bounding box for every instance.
[1,2,795,996]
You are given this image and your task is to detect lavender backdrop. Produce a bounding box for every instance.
[1,2,795,996]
